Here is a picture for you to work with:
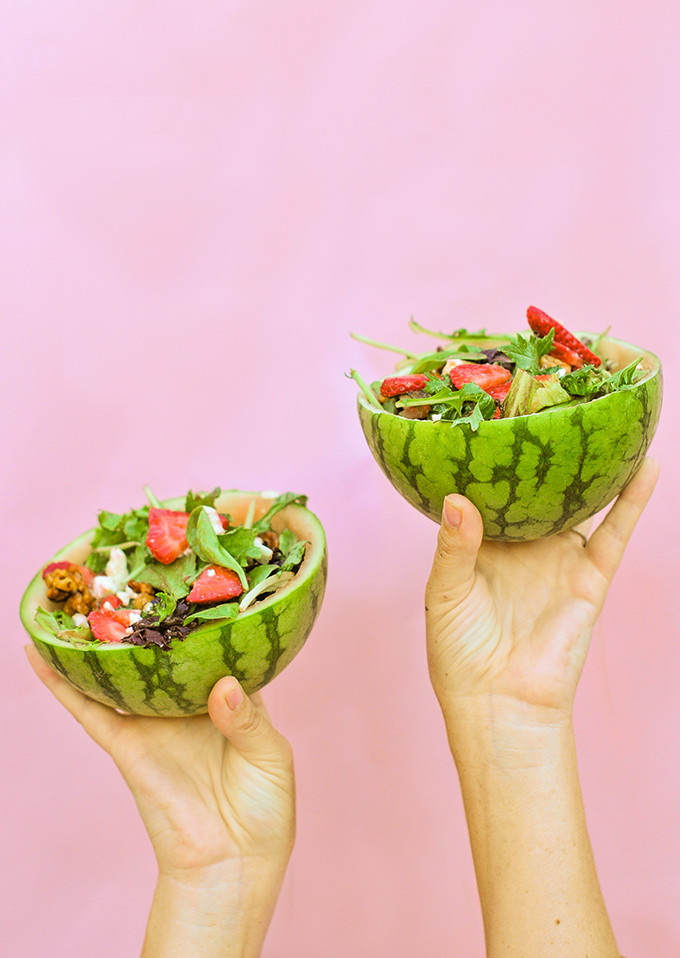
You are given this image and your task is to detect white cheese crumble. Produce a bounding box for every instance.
[203,506,225,535]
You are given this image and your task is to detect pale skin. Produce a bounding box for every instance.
[425,457,659,957]
[25,649,295,958]
[26,458,658,956]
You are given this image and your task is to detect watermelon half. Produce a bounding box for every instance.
[20,491,327,716]
[357,335,662,540]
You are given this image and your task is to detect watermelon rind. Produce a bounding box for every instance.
[20,491,327,717]
[357,334,662,540]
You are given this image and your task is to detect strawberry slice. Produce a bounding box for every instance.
[99,594,122,610]
[146,509,190,565]
[42,561,94,586]
[380,374,429,398]
[487,379,513,404]
[526,306,601,367]
[187,565,244,604]
[88,607,135,643]
[449,364,512,392]
[548,340,584,369]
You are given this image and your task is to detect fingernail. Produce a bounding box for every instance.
[225,679,244,711]
[443,496,462,529]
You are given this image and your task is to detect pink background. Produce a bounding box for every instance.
[3,3,679,956]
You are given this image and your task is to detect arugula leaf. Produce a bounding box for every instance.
[402,380,496,431]
[34,607,94,645]
[251,493,308,534]
[603,357,642,391]
[184,603,240,626]
[280,538,307,572]
[133,553,196,599]
[86,505,150,572]
[560,365,609,397]
[503,329,555,375]
[408,346,487,374]
[247,564,280,588]
[150,591,177,623]
[218,527,268,565]
[186,507,248,588]
[409,319,510,343]
[185,487,222,512]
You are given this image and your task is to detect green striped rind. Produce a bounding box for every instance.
[20,491,327,716]
[357,335,662,540]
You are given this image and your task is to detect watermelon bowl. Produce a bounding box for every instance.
[20,491,327,716]
[357,335,662,540]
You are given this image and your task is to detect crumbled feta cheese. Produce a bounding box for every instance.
[128,611,142,625]
[93,575,117,599]
[105,548,129,592]
[253,536,273,562]
[203,506,225,535]
[72,613,89,628]
[116,586,138,607]
[206,567,216,577]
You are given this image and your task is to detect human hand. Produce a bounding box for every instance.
[425,458,659,729]
[25,646,295,880]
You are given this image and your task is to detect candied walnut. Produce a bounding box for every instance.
[259,530,279,551]
[129,580,155,595]
[131,594,154,610]
[64,591,96,615]
[540,354,571,374]
[399,390,431,420]
[45,565,95,614]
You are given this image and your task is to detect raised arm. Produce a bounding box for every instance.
[26,649,295,958]
[425,459,659,957]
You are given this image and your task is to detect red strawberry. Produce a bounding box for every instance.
[42,561,94,586]
[526,306,601,367]
[88,607,135,643]
[487,379,513,403]
[99,594,123,609]
[187,565,244,604]
[380,374,429,398]
[449,364,512,392]
[146,508,190,564]
[548,340,584,369]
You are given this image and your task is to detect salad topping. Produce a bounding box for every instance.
[36,488,309,650]
[351,305,644,430]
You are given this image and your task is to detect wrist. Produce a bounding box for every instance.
[144,855,291,958]
[439,693,574,771]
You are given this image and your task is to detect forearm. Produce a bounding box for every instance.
[140,856,289,958]
[445,699,619,958]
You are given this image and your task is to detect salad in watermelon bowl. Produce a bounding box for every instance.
[350,306,662,540]
[20,487,327,716]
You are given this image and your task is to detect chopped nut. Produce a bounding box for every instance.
[129,580,155,595]
[131,593,154,610]
[45,564,95,614]
[259,530,279,551]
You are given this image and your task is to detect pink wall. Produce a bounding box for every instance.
[3,3,679,955]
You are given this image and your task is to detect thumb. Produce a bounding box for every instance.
[426,494,483,606]
[207,677,290,765]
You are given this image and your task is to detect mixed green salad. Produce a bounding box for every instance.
[35,488,309,650]
[350,306,645,431]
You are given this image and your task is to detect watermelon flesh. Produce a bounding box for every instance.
[357,335,662,540]
[20,492,327,716]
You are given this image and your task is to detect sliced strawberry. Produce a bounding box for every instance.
[187,565,244,604]
[99,594,122,610]
[380,374,429,398]
[146,508,190,565]
[487,379,513,403]
[548,340,584,369]
[449,364,512,392]
[88,607,135,643]
[526,305,601,367]
[42,561,94,586]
